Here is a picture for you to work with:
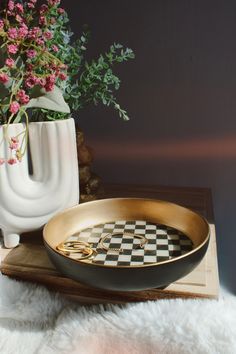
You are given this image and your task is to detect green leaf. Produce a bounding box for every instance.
[25,86,70,113]
[13,110,24,123]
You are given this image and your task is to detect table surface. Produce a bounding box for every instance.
[0,183,219,302]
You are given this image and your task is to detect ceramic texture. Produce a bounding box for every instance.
[0,118,79,248]
[43,198,210,291]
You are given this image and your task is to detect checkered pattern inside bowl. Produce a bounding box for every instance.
[66,220,193,266]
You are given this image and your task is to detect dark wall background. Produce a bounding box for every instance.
[62,0,236,292]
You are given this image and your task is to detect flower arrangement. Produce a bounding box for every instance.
[0,0,134,164]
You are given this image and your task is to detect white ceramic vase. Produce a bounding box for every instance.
[0,118,79,248]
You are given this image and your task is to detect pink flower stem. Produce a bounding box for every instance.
[5,113,15,139]
[19,110,29,157]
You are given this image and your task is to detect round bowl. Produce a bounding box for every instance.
[43,198,210,291]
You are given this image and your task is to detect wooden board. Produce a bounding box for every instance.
[0,184,219,302]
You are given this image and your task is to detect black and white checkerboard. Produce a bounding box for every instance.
[66,220,193,266]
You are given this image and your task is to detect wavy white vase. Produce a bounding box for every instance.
[0,118,79,248]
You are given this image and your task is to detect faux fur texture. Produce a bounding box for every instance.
[0,274,235,354]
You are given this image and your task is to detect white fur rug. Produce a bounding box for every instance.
[0,274,236,354]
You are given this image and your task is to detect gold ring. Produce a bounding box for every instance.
[56,240,91,253]
[75,247,96,261]
[56,242,96,261]
[99,232,148,253]
[59,240,91,248]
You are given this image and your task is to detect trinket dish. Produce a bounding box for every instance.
[43,198,210,291]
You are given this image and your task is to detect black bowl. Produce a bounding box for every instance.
[43,198,210,291]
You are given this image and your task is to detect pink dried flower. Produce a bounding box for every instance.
[55,68,60,76]
[59,72,67,80]
[8,28,18,39]
[9,136,19,150]
[31,0,37,3]
[8,158,17,165]
[0,73,9,83]
[10,101,20,114]
[50,63,57,71]
[60,63,68,70]
[44,30,52,40]
[27,63,34,71]
[26,49,37,58]
[16,89,26,99]
[39,16,46,26]
[11,137,19,143]
[5,58,15,67]
[57,7,65,14]
[27,2,35,9]
[48,74,56,83]
[48,0,60,6]
[23,95,30,104]
[40,4,48,14]
[36,37,44,46]
[16,14,23,23]
[25,75,37,88]
[0,158,5,165]
[28,27,41,39]
[8,0,14,11]
[20,94,30,105]
[0,20,4,29]
[17,90,30,105]
[38,77,46,87]
[45,74,56,92]
[7,44,18,54]
[18,25,28,38]
[52,44,58,52]
[16,90,30,104]
[15,3,24,13]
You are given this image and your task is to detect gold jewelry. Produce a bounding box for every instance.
[58,240,91,249]
[75,247,96,261]
[56,240,91,253]
[99,232,148,253]
[56,244,95,261]
[56,240,96,262]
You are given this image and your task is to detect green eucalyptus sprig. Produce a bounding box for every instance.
[33,9,135,121]
[76,44,134,120]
